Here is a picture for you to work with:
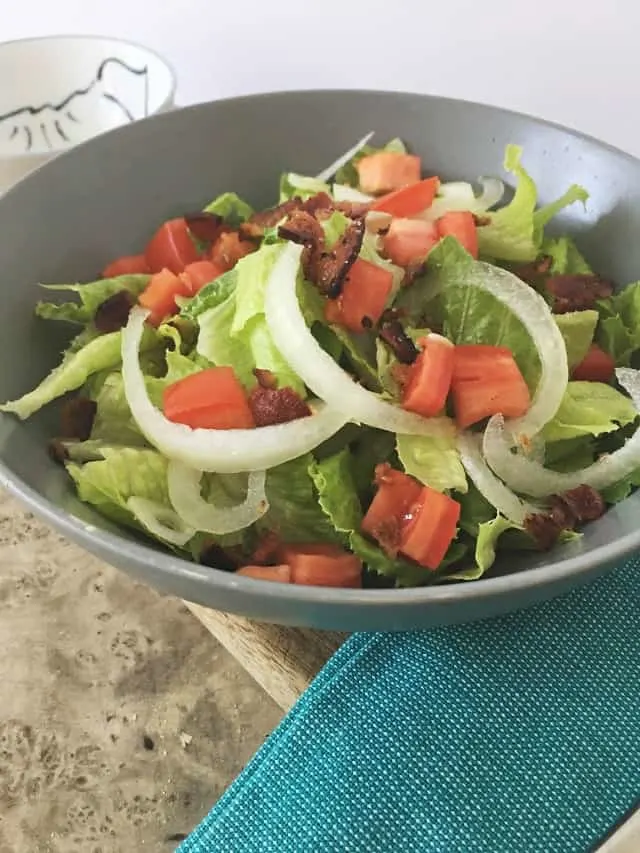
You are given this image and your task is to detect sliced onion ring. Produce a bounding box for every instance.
[126,497,195,546]
[471,262,568,441]
[483,368,640,498]
[264,243,454,438]
[457,431,540,524]
[421,177,505,221]
[315,132,374,183]
[121,306,349,473]
[168,462,268,535]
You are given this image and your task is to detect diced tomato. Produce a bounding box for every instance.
[323,258,394,331]
[436,211,478,258]
[356,152,421,194]
[180,260,225,295]
[571,344,615,383]
[362,464,422,548]
[280,543,362,588]
[382,218,440,267]
[210,231,256,271]
[451,344,531,428]
[138,268,191,326]
[237,564,291,583]
[402,334,455,418]
[399,487,461,570]
[163,366,255,430]
[102,254,150,278]
[371,177,440,218]
[145,218,201,275]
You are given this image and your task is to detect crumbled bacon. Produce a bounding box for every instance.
[277,209,324,246]
[60,397,97,440]
[248,386,312,427]
[239,199,302,240]
[94,290,136,333]
[183,211,228,244]
[378,320,419,365]
[514,254,552,286]
[524,484,606,549]
[48,439,70,464]
[253,368,278,390]
[545,274,614,313]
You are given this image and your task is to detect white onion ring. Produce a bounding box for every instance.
[264,243,454,438]
[457,431,540,524]
[315,132,374,182]
[167,462,268,535]
[483,368,640,498]
[469,262,568,440]
[421,177,505,220]
[121,306,349,473]
[332,184,374,203]
[126,497,195,546]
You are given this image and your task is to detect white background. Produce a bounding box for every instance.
[3,0,640,155]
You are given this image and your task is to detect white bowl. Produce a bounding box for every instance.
[0,35,176,190]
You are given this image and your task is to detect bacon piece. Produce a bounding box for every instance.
[94,290,136,333]
[513,254,552,286]
[248,386,312,427]
[378,320,419,364]
[545,274,614,313]
[524,484,606,549]
[332,200,370,219]
[313,217,365,297]
[253,368,278,389]
[184,211,228,244]
[60,397,97,440]
[300,192,334,215]
[239,199,302,240]
[277,209,324,246]
[48,439,70,464]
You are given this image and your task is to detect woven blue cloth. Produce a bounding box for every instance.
[180,560,640,853]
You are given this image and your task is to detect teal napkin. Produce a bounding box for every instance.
[179,559,640,853]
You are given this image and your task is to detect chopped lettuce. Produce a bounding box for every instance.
[308,450,363,535]
[66,447,170,530]
[89,373,146,446]
[280,173,329,203]
[180,268,238,319]
[35,274,150,326]
[544,435,596,472]
[477,145,588,262]
[231,244,281,335]
[203,192,253,227]
[540,235,592,274]
[396,433,467,494]
[0,327,156,420]
[541,381,638,442]
[554,310,598,370]
[597,282,640,366]
[447,515,519,581]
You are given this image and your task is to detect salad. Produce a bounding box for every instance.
[4,133,640,590]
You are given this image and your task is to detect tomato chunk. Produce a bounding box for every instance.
[357,152,421,194]
[163,366,255,430]
[382,218,439,267]
[139,268,191,326]
[180,260,225,295]
[102,254,150,278]
[237,564,291,583]
[400,487,461,570]
[362,464,423,553]
[281,543,362,588]
[145,218,202,274]
[371,177,440,218]
[436,211,478,258]
[323,258,394,331]
[402,334,455,418]
[451,344,531,428]
[210,231,256,271]
[571,344,615,383]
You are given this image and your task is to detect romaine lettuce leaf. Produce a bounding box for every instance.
[447,515,519,581]
[554,310,598,370]
[541,381,637,442]
[179,268,238,319]
[477,145,588,262]
[540,235,592,274]
[596,282,640,366]
[35,274,150,325]
[280,173,329,203]
[203,192,253,228]
[544,435,595,472]
[196,297,256,387]
[396,433,467,494]
[0,326,156,420]
[66,447,170,530]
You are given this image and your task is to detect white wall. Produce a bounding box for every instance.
[4,0,639,154]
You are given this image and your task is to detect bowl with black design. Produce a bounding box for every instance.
[0,35,175,191]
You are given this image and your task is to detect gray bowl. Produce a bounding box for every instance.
[0,90,638,631]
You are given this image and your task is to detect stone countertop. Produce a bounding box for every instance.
[0,489,281,853]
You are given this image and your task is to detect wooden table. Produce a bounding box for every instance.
[185,603,346,711]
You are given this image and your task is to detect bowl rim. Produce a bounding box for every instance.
[0,33,177,162]
[1,86,638,610]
